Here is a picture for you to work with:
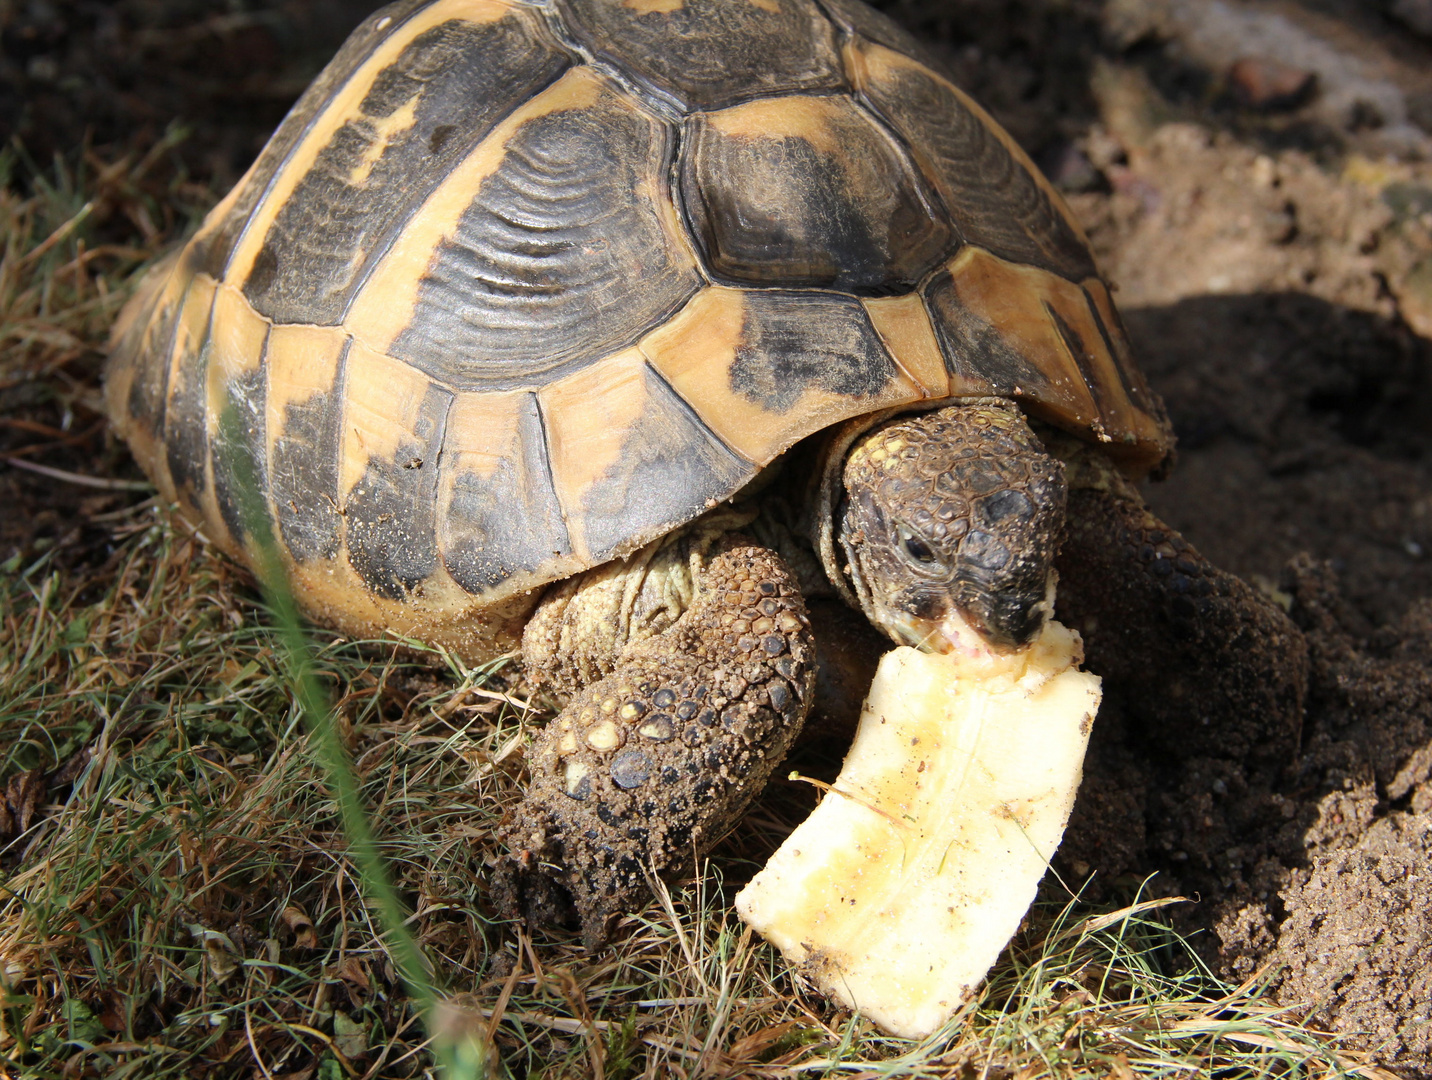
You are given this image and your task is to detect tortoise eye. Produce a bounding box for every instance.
[905,536,935,562]
[896,525,938,566]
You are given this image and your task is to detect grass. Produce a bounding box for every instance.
[0,144,1400,1079]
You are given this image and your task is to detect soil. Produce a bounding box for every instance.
[4,0,1432,1074]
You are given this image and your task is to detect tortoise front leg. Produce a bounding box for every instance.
[1053,447,1308,772]
[496,542,816,948]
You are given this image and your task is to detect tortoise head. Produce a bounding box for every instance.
[836,402,1067,652]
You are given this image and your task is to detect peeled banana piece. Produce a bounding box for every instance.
[735,618,1101,1039]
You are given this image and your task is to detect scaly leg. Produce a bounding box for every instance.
[1053,443,1308,771]
[495,541,816,948]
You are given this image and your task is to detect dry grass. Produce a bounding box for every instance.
[0,144,1391,1080]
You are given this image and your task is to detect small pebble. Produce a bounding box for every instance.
[1229,57,1316,111]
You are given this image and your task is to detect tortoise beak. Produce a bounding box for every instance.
[965,590,1055,650]
[886,580,1056,655]
[883,610,988,656]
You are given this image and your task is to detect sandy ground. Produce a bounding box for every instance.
[4,0,1432,1073]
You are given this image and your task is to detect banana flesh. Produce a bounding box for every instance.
[735,618,1100,1038]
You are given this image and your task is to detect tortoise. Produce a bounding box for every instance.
[106,0,1305,947]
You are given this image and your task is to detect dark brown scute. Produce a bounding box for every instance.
[124,277,188,456]
[441,392,572,594]
[1081,282,1164,421]
[575,365,748,564]
[924,268,1060,399]
[109,260,174,446]
[814,0,941,71]
[680,96,951,292]
[731,290,900,414]
[1043,300,1118,424]
[210,363,271,548]
[388,82,700,392]
[163,302,215,503]
[201,0,434,281]
[243,11,569,325]
[856,43,1097,283]
[345,382,453,600]
[555,0,845,111]
[108,265,166,375]
[271,342,350,564]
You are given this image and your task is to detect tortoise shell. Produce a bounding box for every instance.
[106,0,1172,659]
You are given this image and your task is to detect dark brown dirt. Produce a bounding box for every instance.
[5,0,1432,1074]
[1,0,374,186]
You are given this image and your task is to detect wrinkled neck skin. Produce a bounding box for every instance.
[831,401,1068,653]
